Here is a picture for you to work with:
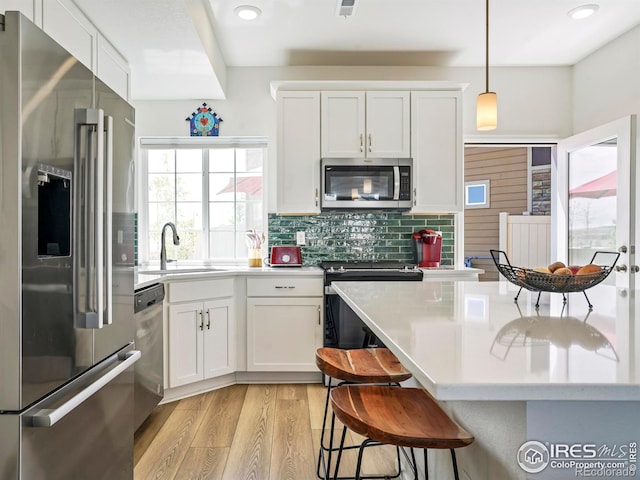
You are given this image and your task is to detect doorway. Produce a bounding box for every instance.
[463,146,552,280]
[556,115,637,289]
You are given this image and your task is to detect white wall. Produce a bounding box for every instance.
[134,65,572,212]
[573,25,640,133]
[134,65,572,138]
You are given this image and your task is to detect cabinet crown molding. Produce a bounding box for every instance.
[270,80,469,100]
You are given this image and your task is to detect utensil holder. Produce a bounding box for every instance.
[248,248,262,267]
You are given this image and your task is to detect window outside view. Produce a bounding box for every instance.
[568,140,617,268]
[143,143,265,263]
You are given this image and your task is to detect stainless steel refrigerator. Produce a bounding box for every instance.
[0,11,138,479]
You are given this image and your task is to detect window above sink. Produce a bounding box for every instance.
[138,137,267,266]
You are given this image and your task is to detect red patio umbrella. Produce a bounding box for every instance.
[217,176,262,196]
[569,170,616,199]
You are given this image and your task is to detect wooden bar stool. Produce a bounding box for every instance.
[316,347,412,480]
[330,385,474,480]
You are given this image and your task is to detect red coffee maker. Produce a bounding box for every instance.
[412,229,443,267]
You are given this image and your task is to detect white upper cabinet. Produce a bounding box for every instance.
[273,81,465,215]
[321,91,365,157]
[410,91,463,213]
[0,1,36,21]
[96,33,130,100]
[2,0,131,101]
[321,91,410,158]
[366,91,411,158]
[276,90,321,214]
[42,0,95,70]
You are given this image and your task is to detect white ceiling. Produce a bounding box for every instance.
[74,0,640,98]
[208,0,640,67]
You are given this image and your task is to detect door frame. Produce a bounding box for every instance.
[554,115,637,288]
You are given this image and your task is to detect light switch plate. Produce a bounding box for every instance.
[296,231,306,245]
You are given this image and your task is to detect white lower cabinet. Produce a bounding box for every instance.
[246,276,323,372]
[167,279,235,388]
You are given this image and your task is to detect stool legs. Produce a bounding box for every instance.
[332,426,402,480]
[450,449,460,480]
[424,449,428,480]
[317,378,402,480]
[316,376,333,479]
[333,438,462,480]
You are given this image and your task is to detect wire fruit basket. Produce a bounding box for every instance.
[490,249,619,309]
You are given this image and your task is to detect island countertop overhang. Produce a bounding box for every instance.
[331,280,640,402]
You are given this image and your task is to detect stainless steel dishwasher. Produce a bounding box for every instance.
[133,283,165,430]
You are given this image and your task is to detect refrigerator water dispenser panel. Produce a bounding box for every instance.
[37,164,71,257]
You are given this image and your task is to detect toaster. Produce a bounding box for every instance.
[269,246,302,266]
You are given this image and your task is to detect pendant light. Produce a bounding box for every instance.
[477,0,497,131]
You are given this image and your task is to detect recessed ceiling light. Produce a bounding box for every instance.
[235,5,261,20]
[568,4,599,20]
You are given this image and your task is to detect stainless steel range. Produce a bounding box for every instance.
[321,261,423,348]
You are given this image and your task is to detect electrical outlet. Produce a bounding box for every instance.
[296,231,306,245]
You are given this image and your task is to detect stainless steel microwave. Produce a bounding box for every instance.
[321,158,413,211]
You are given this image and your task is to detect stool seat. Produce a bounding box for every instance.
[315,347,412,384]
[330,385,474,450]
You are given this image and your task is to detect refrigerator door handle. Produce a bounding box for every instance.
[104,115,113,325]
[73,108,106,329]
[26,350,141,428]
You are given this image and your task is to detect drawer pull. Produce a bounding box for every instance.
[275,285,296,289]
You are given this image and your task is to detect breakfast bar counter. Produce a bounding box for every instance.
[332,281,640,479]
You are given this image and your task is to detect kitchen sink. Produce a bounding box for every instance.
[137,267,228,275]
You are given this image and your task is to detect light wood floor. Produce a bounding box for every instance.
[134,383,397,480]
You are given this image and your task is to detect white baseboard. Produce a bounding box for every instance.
[236,371,322,384]
[161,371,323,403]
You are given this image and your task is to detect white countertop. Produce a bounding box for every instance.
[420,266,484,277]
[332,280,640,402]
[135,265,323,290]
[134,264,482,290]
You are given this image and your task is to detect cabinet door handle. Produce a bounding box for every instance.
[206,309,211,329]
[275,285,295,289]
[413,188,417,206]
[315,188,319,207]
[199,310,204,330]
[360,134,364,152]
[368,133,372,153]
[317,305,321,325]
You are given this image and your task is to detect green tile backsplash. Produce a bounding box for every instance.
[268,212,455,266]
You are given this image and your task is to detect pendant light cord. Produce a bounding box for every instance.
[485,0,490,93]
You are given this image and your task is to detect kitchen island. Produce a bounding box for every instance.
[332,281,640,480]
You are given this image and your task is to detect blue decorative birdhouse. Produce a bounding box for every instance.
[186,103,223,136]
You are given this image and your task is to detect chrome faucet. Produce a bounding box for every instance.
[160,222,180,270]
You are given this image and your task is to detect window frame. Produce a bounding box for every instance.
[138,136,268,266]
[464,179,491,209]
